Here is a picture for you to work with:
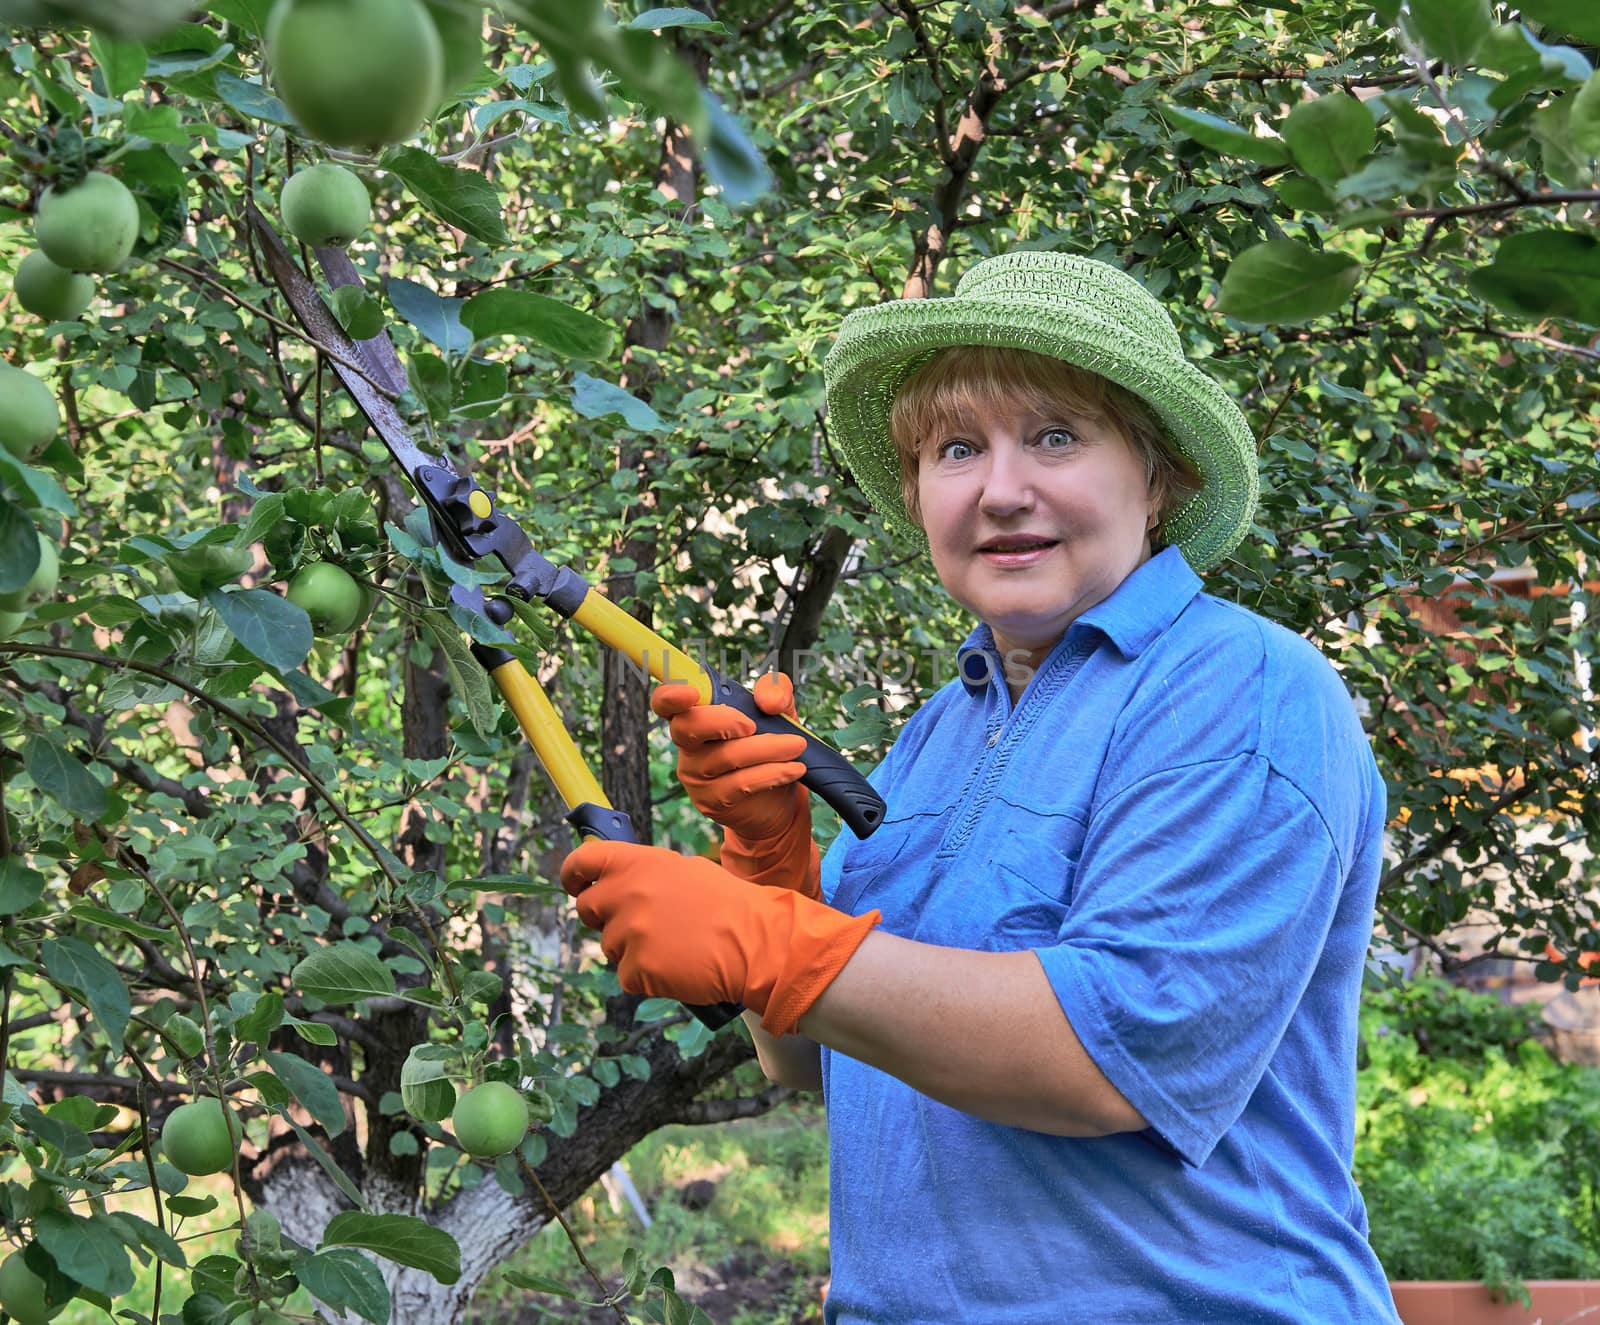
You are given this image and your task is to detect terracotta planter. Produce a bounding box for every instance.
[1390,1279,1600,1324]
[1544,942,1599,988]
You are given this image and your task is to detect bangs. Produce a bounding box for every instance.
[888,347,1125,459]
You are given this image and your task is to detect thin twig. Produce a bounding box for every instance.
[158,256,402,401]
[1,643,465,1004]
[515,1152,630,1323]
[1388,190,1600,222]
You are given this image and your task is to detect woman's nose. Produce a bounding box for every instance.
[978,443,1034,515]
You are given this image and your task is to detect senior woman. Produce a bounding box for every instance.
[561,252,1401,1324]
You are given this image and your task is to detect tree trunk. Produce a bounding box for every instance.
[259,1020,754,1322]
[604,7,716,846]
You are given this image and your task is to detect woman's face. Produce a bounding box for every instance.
[916,399,1157,678]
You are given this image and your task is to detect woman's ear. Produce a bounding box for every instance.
[1145,472,1168,536]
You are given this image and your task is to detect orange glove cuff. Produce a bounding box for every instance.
[751,893,881,1038]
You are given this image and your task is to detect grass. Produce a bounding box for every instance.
[468,1096,831,1325]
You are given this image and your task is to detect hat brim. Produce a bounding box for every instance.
[823,294,1259,572]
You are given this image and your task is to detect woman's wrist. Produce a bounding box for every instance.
[720,815,821,899]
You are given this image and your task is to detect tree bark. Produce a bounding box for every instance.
[790,20,1020,659]
[260,1018,754,1322]
[903,41,1017,299]
[777,522,857,677]
[605,9,716,844]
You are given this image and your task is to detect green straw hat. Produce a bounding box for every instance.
[822,250,1259,571]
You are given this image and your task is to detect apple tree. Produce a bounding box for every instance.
[2,1,1600,1323]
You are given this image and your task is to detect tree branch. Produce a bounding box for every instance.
[670,1084,796,1126]
[1388,190,1600,222]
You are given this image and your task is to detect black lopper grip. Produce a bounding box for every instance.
[565,804,743,1032]
[703,669,886,840]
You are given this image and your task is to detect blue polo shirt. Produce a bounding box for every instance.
[818,546,1400,1324]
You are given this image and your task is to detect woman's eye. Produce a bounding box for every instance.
[937,439,975,461]
[1038,427,1078,450]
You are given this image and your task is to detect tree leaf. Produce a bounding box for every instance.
[42,937,131,1055]
[1531,95,1594,188]
[90,34,147,99]
[68,905,171,942]
[380,147,508,245]
[1571,71,1600,157]
[627,7,729,32]
[388,278,473,355]
[205,586,313,672]
[407,351,453,422]
[0,494,40,596]
[276,1109,370,1209]
[472,99,569,133]
[502,1268,579,1298]
[460,289,614,359]
[33,1209,135,1296]
[1274,174,1336,211]
[264,1050,347,1137]
[213,70,294,124]
[323,1211,463,1285]
[1217,240,1362,325]
[0,454,76,519]
[400,1044,458,1123]
[0,858,45,915]
[293,943,397,1005]
[24,734,110,822]
[698,92,774,207]
[1402,0,1493,65]
[417,613,498,738]
[458,357,508,419]
[1467,228,1600,325]
[331,285,387,341]
[570,372,664,431]
[236,491,286,549]
[1165,105,1292,165]
[297,1247,391,1325]
[109,1210,187,1268]
[234,991,285,1045]
[1517,0,1600,46]
[17,1104,93,1158]
[288,1017,337,1046]
[1284,93,1376,180]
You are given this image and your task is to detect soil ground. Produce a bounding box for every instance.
[486,1249,827,1324]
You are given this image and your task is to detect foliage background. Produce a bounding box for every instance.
[0,0,1597,1320]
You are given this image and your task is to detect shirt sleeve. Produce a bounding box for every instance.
[1033,751,1347,1167]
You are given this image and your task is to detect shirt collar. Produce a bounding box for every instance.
[1073,545,1202,660]
[955,545,1201,696]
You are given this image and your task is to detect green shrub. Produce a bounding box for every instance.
[1357,976,1600,1299]
[1359,971,1545,1065]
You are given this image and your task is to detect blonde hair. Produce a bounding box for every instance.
[888,346,1203,543]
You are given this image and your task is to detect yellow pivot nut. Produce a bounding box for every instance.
[468,490,493,519]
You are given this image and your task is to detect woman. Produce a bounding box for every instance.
[562,252,1401,1323]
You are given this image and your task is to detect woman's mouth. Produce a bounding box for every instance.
[977,537,1059,567]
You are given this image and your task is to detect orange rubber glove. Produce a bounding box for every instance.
[652,672,820,898]
[561,838,878,1036]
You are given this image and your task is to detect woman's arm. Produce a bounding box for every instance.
[798,930,1147,1137]
[561,840,1140,1134]
[744,1012,823,1090]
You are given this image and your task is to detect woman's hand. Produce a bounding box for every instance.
[652,672,809,841]
[560,838,877,1035]
[653,673,820,896]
